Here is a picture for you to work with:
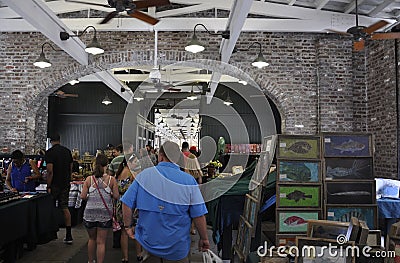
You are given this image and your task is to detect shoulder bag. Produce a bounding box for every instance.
[92,175,121,232]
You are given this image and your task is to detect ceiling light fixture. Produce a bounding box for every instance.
[33,42,58,68]
[69,79,80,85]
[102,94,112,105]
[223,92,233,106]
[185,23,230,53]
[187,85,198,100]
[235,41,269,69]
[60,25,104,55]
[134,92,144,101]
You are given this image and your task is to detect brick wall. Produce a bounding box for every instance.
[367,40,398,178]
[0,31,398,178]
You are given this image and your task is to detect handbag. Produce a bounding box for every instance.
[92,176,121,232]
[202,249,223,263]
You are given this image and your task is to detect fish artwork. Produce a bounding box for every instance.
[332,139,365,153]
[287,141,312,154]
[286,190,312,202]
[329,191,371,196]
[284,215,307,226]
[337,210,365,222]
[326,160,369,178]
[280,163,312,181]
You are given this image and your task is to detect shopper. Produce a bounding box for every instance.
[109,144,124,176]
[115,157,143,263]
[5,149,41,192]
[181,141,191,157]
[184,150,203,235]
[45,133,74,244]
[121,141,210,262]
[80,154,119,263]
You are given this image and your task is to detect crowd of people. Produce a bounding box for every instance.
[4,136,208,263]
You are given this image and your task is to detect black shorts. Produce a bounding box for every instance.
[51,185,70,209]
[83,219,113,229]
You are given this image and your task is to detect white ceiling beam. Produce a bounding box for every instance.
[1,16,394,33]
[157,4,213,18]
[207,0,253,104]
[0,6,19,18]
[344,0,367,14]
[316,0,330,10]
[3,0,89,65]
[368,0,392,17]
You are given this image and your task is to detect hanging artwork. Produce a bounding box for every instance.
[324,157,373,180]
[323,133,372,157]
[277,185,321,208]
[278,160,321,182]
[277,210,320,233]
[277,135,321,160]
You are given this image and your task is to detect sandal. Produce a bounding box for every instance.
[137,256,143,262]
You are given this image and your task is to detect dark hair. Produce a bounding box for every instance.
[93,154,109,178]
[49,133,60,142]
[115,144,123,153]
[181,141,189,150]
[11,150,24,160]
[115,157,127,179]
[160,141,183,164]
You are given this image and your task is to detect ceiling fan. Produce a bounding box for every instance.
[50,90,79,98]
[65,0,170,25]
[328,0,400,51]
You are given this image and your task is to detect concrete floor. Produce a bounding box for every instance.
[15,224,219,263]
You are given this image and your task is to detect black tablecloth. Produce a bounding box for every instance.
[0,193,59,261]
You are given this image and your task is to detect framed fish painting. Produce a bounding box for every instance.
[323,133,373,157]
[278,160,321,183]
[277,135,321,160]
[326,205,377,229]
[306,219,351,240]
[325,181,375,204]
[277,210,320,233]
[277,185,321,207]
[324,157,373,180]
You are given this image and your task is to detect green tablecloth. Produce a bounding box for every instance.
[205,160,257,244]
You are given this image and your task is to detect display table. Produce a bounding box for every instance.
[0,193,58,262]
[377,197,400,235]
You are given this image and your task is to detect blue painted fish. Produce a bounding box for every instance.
[326,159,369,178]
[332,139,365,153]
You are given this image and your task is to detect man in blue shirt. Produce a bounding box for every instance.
[121,141,210,262]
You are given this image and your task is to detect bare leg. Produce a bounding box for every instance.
[63,208,72,226]
[96,228,109,263]
[87,228,97,263]
[121,229,129,260]
[135,239,143,259]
